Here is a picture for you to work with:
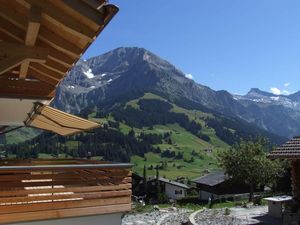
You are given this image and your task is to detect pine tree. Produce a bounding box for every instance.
[143,165,147,195]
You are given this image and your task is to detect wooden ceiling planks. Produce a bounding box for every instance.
[20,0,96,40]
[0,0,118,100]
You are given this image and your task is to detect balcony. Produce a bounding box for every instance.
[0,159,132,224]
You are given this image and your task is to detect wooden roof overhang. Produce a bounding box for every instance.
[0,0,118,100]
[0,0,118,135]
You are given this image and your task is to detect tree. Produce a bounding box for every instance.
[155,165,165,202]
[218,138,284,202]
[143,165,147,195]
[128,129,135,137]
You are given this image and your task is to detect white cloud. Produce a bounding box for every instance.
[185,73,194,80]
[270,87,281,95]
[270,87,290,95]
[282,90,290,95]
[284,82,290,87]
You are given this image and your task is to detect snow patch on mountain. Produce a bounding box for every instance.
[270,96,279,101]
[235,88,300,111]
[83,68,95,79]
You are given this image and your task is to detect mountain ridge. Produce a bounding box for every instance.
[53,47,300,138]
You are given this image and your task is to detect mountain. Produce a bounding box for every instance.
[235,88,300,110]
[6,47,290,179]
[233,88,300,137]
[54,47,244,115]
[53,47,299,138]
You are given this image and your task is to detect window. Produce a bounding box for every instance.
[175,190,183,195]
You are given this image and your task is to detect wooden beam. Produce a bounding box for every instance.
[0,197,130,215]
[0,84,55,99]
[44,58,69,74]
[0,56,27,76]
[0,77,54,90]
[37,41,74,66]
[2,67,60,87]
[21,0,96,39]
[0,1,27,30]
[38,27,82,57]
[59,0,104,25]
[30,63,64,80]
[20,6,41,79]
[0,203,131,224]
[25,6,41,45]
[0,6,78,62]
[0,42,48,75]
[19,60,30,79]
[81,0,106,10]
[0,17,25,42]
[0,42,48,58]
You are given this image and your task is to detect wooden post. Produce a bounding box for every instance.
[291,160,300,202]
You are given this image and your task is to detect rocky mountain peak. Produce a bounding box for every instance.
[246,88,274,97]
[54,47,300,138]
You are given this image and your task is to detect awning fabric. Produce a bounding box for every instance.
[24,103,101,136]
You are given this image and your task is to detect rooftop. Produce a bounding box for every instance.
[269,136,300,159]
[192,170,228,186]
[148,177,190,189]
[264,195,293,202]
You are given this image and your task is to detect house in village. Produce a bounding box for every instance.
[269,136,300,224]
[192,170,253,201]
[147,177,190,200]
[132,172,144,196]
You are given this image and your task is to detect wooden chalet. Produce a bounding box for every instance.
[269,136,300,201]
[268,136,300,224]
[192,170,257,201]
[0,1,133,224]
[147,177,190,200]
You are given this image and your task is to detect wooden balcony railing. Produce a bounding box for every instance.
[0,159,132,224]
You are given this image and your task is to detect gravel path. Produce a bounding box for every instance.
[123,205,281,225]
[122,208,191,225]
[194,209,245,225]
[194,206,281,225]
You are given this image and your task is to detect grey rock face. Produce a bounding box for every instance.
[54,47,300,138]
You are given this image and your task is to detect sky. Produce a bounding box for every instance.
[83,0,300,95]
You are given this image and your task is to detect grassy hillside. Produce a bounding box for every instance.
[131,124,221,179]
[6,128,39,144]
[94,92,230,179]
[5,92,282,180]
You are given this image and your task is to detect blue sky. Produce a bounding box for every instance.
[83,0,300,95]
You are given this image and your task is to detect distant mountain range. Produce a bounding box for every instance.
[53,47,300,139]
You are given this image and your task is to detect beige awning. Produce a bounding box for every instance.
[24,103,101,136]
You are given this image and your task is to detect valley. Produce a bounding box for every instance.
[4,47,294,180]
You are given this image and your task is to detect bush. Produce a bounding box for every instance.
[177,196,201,205]
[157,193,168,204]
[224,207,231,215]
